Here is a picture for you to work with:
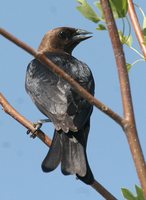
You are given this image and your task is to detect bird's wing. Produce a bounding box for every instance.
[26,59,68,117]
[44,53,95,130]
[26,53,95,131]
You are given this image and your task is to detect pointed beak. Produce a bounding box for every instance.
[72,29,93,42]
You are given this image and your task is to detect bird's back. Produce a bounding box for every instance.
[25,52,94,132]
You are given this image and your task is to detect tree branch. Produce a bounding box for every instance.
[0,92,52,147]
[0,92,117,200]
[100,0,146,198]
[0,27,124,127]
[128,0,146,59]
[91,180,117,200]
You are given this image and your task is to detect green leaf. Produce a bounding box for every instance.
[118,31,133,47]
[109,1,120,19]
[122,186,145,200]
[135,185,145,200]
[118,31,124,44]
[109,0,128,18]
[76,0,100,23]
[143,27,146,38]
[125,34,133,47]
[126,63,132,72]
[143,17,146,44]
[96,24,107,30]
[94,1,105,19]
[143,16,146,29]
[121,188,136,200]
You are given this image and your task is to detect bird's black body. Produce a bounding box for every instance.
[25,27,95,184]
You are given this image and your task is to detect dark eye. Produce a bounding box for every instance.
[58,31,70,40]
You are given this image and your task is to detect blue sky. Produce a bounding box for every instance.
[0,0,146,199]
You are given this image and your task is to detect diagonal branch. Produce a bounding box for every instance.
[128,0,146,59]
[100,0,146,198]
[0,27,124,127]
[0,92,52,147]
[91,180,117,200]
[0,92,117,200]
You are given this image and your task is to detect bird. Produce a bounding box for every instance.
[25,27,95,185]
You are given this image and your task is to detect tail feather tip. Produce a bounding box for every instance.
[41,162,54,173]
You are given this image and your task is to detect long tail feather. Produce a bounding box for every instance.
[41,120,94,185]
[61,133,87,176]
[41,130,62,172]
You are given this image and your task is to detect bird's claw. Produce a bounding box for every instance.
[30,132,37,139]
[26,129,31,135]
[26,119,50,139]
[26,121,42,139]
[33,121,43,130]
[26,129,37,139]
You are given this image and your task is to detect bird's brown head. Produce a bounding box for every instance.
[38,27,92,55]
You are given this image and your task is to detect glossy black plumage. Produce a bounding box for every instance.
[25,27,95,184]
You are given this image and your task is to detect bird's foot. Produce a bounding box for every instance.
[27,119,51,139]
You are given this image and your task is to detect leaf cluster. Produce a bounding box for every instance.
[76,0,146,70]
[122,185,145,200]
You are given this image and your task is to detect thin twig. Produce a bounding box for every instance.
[91,180,117,200]
[0,92,117,200]
[100,0,146,198]
[0,93,52,147]
[128,0,146,59]
[0,27,124,127]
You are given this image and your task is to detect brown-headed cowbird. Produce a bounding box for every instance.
[25,27,95,185]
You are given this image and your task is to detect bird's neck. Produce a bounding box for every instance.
[38,37,72,56]
[38,47,72,56]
